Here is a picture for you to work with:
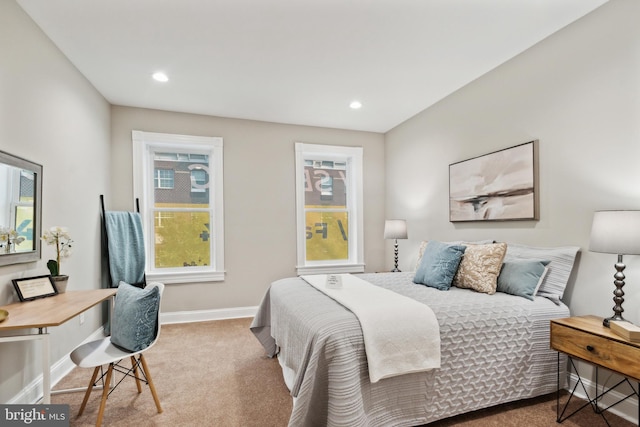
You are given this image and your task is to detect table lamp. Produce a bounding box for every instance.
[384,219,408,272]
[589,210,640,327]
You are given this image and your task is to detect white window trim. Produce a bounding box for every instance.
[132,130,225,283]
[295,142,364,275]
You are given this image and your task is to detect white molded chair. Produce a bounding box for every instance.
[70,282,164,427]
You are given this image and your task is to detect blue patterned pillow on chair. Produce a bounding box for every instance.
[111,282,160,352]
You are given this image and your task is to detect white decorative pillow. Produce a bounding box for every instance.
[502,243,580,304]
[453,242,507,294]
[415,241,430,270]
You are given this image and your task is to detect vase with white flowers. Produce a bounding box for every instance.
[0,226,25,253]
[41,226,73,293]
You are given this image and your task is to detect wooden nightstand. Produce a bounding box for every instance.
[551,315,640,425]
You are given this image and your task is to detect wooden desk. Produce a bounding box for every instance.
[0,289,117,403]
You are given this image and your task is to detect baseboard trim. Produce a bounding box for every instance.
[8,326,108,404]
[565,371,638,424]
[160,306,258,324]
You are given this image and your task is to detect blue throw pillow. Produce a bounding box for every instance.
[497,260,550,300]
[111,282,160,352]
[413,241,466,290]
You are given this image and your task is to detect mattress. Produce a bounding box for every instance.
[251,271,569,427]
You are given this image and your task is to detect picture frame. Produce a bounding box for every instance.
[12,274,58,302]
[449,140,539,222]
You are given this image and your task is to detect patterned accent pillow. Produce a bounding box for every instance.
[111,281,160,352]
[413,241,466,290]
[453,242,508,294]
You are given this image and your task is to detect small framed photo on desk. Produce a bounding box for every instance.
[12,275,58,302]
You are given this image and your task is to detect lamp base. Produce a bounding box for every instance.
[391,240,401,273]
[603,256,627,328]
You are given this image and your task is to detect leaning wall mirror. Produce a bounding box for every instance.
[0,150,42,266]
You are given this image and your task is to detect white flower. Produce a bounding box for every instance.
[0,226,23,244]
[41,226,73,276]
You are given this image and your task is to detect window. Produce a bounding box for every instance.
[6,169,36,252]
[295,143,364,274]
[190,168,207,193]
[154,169,174,189]
[132,131,224,283]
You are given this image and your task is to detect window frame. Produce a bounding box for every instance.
[295,142,364,275]
[132,130,225,283]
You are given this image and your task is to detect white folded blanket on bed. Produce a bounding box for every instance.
[301,274,441,382]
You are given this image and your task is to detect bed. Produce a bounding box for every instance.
[251,242,579,426]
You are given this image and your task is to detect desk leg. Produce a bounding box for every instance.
[0,332,50,404]
[41,328,50,404]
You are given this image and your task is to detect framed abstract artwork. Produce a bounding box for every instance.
[449,140,539,222]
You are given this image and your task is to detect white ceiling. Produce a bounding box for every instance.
[17,0,607,133]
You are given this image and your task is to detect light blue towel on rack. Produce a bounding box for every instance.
[105,211,145,288]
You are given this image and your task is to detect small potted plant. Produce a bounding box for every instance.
[41,226,73,293]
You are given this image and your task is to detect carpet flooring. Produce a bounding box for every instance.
[52,318,635,426]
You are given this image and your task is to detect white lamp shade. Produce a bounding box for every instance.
[589,210,640,255]
[384,219,407,240]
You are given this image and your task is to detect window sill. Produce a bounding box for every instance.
[146,270,225,284]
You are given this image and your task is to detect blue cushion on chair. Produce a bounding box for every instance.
[111,282,160,352]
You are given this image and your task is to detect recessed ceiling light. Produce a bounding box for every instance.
[152,72,169,82]
[350,100,362,110]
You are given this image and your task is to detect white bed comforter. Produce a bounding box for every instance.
[301,274,440,382]
[251,272,570,427]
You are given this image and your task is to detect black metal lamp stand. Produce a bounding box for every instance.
[603,254,627,327]
[391,239,400,272]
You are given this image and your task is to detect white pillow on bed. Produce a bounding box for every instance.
[502,243,580,304]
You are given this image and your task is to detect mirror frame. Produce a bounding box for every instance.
[0,150,42,266]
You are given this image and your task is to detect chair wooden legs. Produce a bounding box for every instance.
[131,356,142,393]
[78,356,161,426]
[139,354,163,413]
[95,363,114,427]
[78,366,100,417]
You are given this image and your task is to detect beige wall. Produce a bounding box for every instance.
[110,106,386,312]
[0,1,111,403]
[384,0,640,397]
